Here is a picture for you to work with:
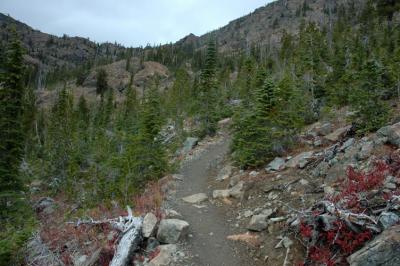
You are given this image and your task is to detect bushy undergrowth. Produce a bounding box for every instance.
[297,152,400,265]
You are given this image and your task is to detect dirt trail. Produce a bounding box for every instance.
[170,134,247,266]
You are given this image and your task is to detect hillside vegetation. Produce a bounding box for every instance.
[1,0,400,265]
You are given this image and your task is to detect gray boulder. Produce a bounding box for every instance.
[142,213,158,238]
[266,157,286,172]
[229,181,245,199]
[157,219,189,244]
[182,193,208,204]
[379,212,400,230]
[216,165,233,181]
[325,125,351,142]
[340,138,355,152]
[356,141,374,161]
[312,161,330,178]
[35,197,56,215]
[182,137,199,153]
[248,214,268,232]
[146,244,177,266]
[286,151,314,169]
[315,122,333,136]
[377,122,400,147]
[164,209,183,219]
[347,224,400,265]
[212,189,230,199]
[229,174,241,188]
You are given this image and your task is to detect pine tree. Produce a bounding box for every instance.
[96,68,108,96]
[0,29,35,265]
[76,95,90,126]
[231,75,278,168]
[350,59,390,133]
[198,39,218,137]
[47,84,74,183]
[0,28,26,199]
[118,84,168,203]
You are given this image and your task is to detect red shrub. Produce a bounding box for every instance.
[300,222,313,239]
[133,181,164,217]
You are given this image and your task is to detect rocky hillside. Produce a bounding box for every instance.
[0,0,369,72]
[0,13,127,72]
[178,0,366,52]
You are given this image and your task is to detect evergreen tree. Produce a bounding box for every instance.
[0,28,25,199]
[47,84,74,184]
[350,60,391,133]
[118,84,168,203]
[198,40,218,136]
[96,68,108,96]
[0,28,35,266]
[231,76,278,168]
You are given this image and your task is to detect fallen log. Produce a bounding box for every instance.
[67,206,144,266]
[110,216,143,266]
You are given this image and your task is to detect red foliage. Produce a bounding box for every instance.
[308,246,335,266]
[298,158,391,265]
[133,181,165,217]
[300,222,313,239]
[331,161,388,211]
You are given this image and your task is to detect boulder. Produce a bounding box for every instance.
[35,197,56,215]
[146,244,177,266]
[260,208,275,217]
[314,122,333,136]
[379,212,400,230]
[229,174,241,188]
[325,125,351,142]
[182,137,199,153]
[248,214,268,232]
[142,213,158,238]
[212,189,231,199]
[347,224,400,265]
[157,219,189,244]
[164,209,182,219]
[286,151,314,169]
[229,181,245,199]
[216,165,233,181]
[266,157,286,172]
[356,141,374,161]
[182,193,208,204]
[340,138,356,152]
[377,122,400,147]
[312,161,330,178]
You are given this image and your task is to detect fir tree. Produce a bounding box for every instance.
[231,75,278,168]
[0,28,26,199]
[199,39,218,136]
[0,28,35,266]
[96,68,108,96]
[350,60,390,133]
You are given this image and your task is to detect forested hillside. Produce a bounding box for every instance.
[1,0,400,265]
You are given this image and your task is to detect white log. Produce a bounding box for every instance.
[110,216,143,266]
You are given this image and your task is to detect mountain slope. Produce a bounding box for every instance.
[179,0,365,52]
[0,13,127,72]
[1,0,366,72]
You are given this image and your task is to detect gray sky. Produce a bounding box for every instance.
[0,0,273,47]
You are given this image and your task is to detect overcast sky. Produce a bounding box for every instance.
[0,0,273,47]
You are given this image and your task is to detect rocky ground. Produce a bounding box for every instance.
[25,114,400,266]
[138,113,400,266]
